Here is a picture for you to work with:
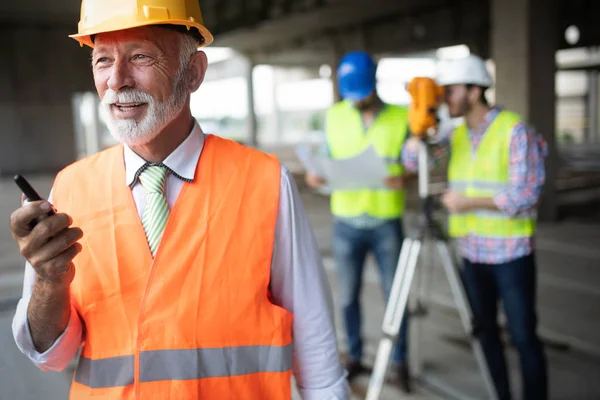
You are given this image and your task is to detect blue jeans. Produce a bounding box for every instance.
[333,218,408,365]
[462,254,548,400]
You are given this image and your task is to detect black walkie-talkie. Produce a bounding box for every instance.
[14,174,56,227]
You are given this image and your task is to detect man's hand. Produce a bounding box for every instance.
[405,136,421,153]
[441,190,471,213]
[442,190,501,214]
[384,175,405,190]
[10,200,84,352]
[305,172,327,189]
[10,201,83,288]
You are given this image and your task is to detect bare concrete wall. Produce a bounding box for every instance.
[0,25,95,176]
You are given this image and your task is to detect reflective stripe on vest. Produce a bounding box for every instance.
[74,344,292,388]
[52,135,292,399]
[447,111,536,238]
[325,101,409,219]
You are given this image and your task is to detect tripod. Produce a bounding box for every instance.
[365,141,498,400]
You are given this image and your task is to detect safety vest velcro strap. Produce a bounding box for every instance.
[75,344,293,388]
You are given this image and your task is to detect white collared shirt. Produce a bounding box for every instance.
[12,122,350,399]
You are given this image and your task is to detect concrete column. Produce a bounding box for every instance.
[587,71,599,144]
[597,74,600,144]
[82,93,103,157]
[245,58,258,147]
[491,0,559,221]
[71,92,101,159]
[0,26,94,176]
[271,67,282,144]
[330,44,343,103]
[331,60,341,103]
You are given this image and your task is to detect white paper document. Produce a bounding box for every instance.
[294,144,326,177]
[294,144,332,195]
[295,144,389,191]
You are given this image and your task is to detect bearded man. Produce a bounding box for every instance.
[10,1,349,399]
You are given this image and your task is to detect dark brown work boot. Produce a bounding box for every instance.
[345,360,366,382]
[395,364,412,393]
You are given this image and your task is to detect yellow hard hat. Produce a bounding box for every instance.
[69,0,214,48]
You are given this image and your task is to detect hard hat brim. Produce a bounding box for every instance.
[340,85,375,102]
[437,78,492,88]
[69,20,214,49]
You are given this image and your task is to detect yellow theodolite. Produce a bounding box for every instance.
[406,77,445,138]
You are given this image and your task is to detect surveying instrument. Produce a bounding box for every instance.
[364,77,498,400]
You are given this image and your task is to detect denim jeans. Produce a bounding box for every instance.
[333,218,408,365]
[462,253,548,400]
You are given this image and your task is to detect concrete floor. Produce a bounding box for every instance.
[299,186,600,400]
[1,174,600,399]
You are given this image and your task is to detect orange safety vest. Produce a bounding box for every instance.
[52,134,293,399]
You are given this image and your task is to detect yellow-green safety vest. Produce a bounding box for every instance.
[447,110,536,238]
[325,101,409,219]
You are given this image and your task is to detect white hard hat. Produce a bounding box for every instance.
[436,54,493,87]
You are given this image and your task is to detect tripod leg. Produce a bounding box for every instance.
[435,241,499,400]
[412,239,434,377]
[366,238,421,400]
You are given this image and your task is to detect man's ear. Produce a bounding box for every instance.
[187,50,208,93]
[468,85,482,105]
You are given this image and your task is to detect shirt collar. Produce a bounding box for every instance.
[124,120,205,187]
[471,106,503,136]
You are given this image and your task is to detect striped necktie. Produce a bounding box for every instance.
[139,165,170,256]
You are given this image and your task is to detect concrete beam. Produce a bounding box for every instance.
[250,48,332,67]
[239,0,489,68]
[212,0,449,52]
[205,52,324,80]
[204,56,249,82]
[366,0,488,58]
[558,49,600,71]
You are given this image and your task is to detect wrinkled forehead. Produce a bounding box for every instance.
[92,26,180,54]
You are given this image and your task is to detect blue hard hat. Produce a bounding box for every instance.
[337,51,377,102]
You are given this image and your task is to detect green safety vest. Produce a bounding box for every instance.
[447,110,536,238]
[325,101,409,219]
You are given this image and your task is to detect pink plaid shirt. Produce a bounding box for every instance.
[402,107,548,264]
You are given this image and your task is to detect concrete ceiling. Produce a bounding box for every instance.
[211,0,446,50]
[2,0,600,64]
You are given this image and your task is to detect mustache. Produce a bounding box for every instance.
[101,89,155,105]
